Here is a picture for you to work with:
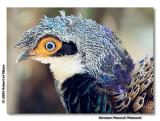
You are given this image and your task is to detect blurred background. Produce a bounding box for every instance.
[7,8,154,114]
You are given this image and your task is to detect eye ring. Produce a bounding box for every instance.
[33,36,62,56]
[45,41,56,50]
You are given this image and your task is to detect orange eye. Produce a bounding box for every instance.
[33,36,62,57]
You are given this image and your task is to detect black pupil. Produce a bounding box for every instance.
[46,42,54,50]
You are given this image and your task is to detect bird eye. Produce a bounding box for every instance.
[45,41,56,50]
[33,36,62,56]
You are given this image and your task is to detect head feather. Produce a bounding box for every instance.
[16,11,134,92]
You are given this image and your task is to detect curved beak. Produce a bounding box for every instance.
[16,50,30,63]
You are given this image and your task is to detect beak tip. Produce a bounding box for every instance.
[16,56,23,63]
[16,59,19,64]
[16,50,29,63]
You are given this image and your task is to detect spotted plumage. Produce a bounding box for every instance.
[16,11,154,113]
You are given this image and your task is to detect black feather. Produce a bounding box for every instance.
[54,42,78,56]
[61,73,112,113]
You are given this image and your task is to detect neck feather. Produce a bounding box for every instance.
[49,54,84,85]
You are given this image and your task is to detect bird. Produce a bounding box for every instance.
[15,11,154,113]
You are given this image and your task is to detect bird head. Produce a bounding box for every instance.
[16,11,134,92]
